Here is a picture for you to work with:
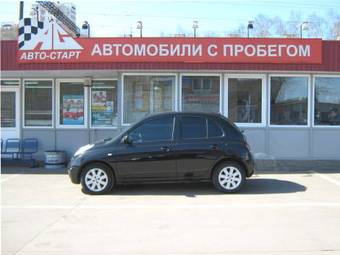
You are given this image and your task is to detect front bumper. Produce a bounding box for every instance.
[67,164,81,184]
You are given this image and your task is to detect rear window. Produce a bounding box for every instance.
[181,116,207,139]
[208,119,224,138]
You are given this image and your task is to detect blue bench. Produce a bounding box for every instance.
[1,138,21,159]
[1,138,38,167]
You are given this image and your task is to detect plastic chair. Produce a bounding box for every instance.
[4,138,21,159]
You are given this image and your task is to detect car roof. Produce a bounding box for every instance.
[145,111,224,119]
[141,112,238,129]
[124,111,240,138]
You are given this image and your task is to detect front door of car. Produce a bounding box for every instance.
[175,115,225,180]
[115,116,177,182]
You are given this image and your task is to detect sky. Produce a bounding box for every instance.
[0,0,340,37]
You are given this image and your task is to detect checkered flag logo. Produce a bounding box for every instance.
[18,18,44,49]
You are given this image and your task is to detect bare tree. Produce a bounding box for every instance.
[1,23,18,40]
[253,14,273,37]
[272,16,287,37]
[203,31,218,37]
[228,24,247,37]
[306,14,327,38]
[327,10,340,39]
[175,24,187,37]
[286,11,302,37]
[242,10,340,39]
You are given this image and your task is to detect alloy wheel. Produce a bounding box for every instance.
[84,168,109,192]
[218,166,242,190]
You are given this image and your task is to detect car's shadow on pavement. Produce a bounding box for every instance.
[241,178,307,194]
[110,178,307,196]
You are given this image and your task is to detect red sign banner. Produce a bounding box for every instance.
[17,19,322,64]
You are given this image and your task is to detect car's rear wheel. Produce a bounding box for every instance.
[212,162,245,193]
[81,163,114,195]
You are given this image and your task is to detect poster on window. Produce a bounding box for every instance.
[133,84,148,112]
[62,95,84,125]
[91,90,114,125]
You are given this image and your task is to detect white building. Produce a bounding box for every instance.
[30,2,76,24]
[1,22,18,40]
[58,2,76,24]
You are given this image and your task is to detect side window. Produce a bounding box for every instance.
[129,117,174,143]
[181,116,207,139]
[208,119,224,138]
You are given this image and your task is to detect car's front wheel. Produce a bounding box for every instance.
[212,162,245,193]
[81,163,114,195]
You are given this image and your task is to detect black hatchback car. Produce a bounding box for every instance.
[68,112,255,194]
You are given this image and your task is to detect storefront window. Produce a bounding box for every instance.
[182,76,220,113]
[1,80,19,86]
[91,80,118,127]
[24,80,53,127]
[270,77,308,125]
[228,78,263,124]
[314,77,340,126]
[59,82,85,126]
[123,75,175,124]
[1,92,16,127]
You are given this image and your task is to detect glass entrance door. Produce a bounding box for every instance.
[1,87,20,140]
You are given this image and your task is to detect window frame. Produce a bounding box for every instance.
[121,73,178,126]
[56,78,88,129]
[22,78,54,129]
[312,74,340,128]
[180,73,222,114]
[268,74,311,128]
[224,74,267,127]
[90,78,118,129]
[1,79,21,134]
[1,79,20,87]
[127,116,175,144]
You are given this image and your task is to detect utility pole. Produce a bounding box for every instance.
[19,1,24,20]
[137,21,143,38]
[192,20,198,37]
[35,6,39,21]
[82,21,90,37]
[247,21,254,38]
[300,22,309,38]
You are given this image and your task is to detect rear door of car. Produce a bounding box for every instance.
[174,114,226,180]
[115,115,177,182]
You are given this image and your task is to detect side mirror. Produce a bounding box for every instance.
[121,135,132,145]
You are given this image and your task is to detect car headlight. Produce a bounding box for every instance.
[74,144,94,157]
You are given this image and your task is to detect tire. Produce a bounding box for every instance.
[212,161,246,193]
[81,163,115,195]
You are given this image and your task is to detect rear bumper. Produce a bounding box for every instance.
[247,162,255,177]
[245,153,256,177]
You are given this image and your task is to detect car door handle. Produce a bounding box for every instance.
[210,144,218,150]
[161,146,170,152]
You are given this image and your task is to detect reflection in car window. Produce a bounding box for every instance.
[181,116,207,139]
[129,117,173,143]
[208,119,224,138]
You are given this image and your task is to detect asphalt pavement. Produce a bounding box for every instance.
[1,166,340,255]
